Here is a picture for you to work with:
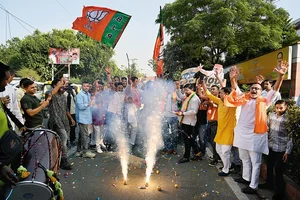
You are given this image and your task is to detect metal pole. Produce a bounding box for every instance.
[51,64,54,80]
[126,53,130,76]
[68,63,71,80]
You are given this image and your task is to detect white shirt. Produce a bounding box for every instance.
[107,92,125,115]
[233,87,275,154]
[163,93,179,118]
[176,89,200,126]
[261,89,281,107]
[0,85,24,130]
[64,90,76,114]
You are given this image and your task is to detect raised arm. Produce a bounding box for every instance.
[273,61,288,92]
[175,81,185,100]
[215,70,226,88]
[229,66,238,90]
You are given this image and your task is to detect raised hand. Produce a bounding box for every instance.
[215,69,219,77]
[274,60,289,75]
[105,67,111,74]
[255,75,264,84]
[195,63,204,72]
[229,66,239,80]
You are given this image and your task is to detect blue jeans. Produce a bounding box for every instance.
[162,117,178,151]
[198,124,207,156]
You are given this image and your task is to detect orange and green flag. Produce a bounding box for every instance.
[153,6,164,77]
[72,6,131,48]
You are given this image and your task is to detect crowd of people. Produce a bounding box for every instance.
[0,60,296,200]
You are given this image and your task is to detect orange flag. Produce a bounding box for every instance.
[72,6,131,48]
[153,7,164,77]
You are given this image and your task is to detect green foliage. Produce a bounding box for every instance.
[0,29,125,82]
[161,0,299,76]
[283,101,300,185]
[17,67,41,81]
[124,59,143,78]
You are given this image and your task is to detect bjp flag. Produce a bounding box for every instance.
[153,6,164,77]
[72,6,131,48]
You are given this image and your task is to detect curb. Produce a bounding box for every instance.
[260,163,300,199]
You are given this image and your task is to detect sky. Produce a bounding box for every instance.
[0,0,299,77]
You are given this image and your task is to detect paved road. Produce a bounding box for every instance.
[60,144,274,200]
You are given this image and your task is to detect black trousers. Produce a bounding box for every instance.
[69,114,76,143]
[181,124,200,159]
[266,149,286,197]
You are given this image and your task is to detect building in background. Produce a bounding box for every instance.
[292,18,300,36]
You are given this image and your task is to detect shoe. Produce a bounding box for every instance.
[83,151,96,158]
[60,158,73,170]
[191,155,202,161]
[242,186,256,194]
[208,160,218,166]
[208,156,214,161]
[234,177,250,184]
[75,151,82,157]
[96,145,103,153]
[178,157,190,163]
[100,144,107,151]
[218,172,230,176]
[258,183,274,189]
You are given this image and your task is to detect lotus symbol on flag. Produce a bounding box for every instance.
[85,10,109,30]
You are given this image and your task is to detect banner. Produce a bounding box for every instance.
[48,48,80,65]
[224,46,292,84]
[180,67,224,88]
[153,6,164,77]
[72,6,131,48]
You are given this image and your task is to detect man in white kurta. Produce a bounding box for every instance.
[0,74,24,132]
[233,86,275,191]
[228,64,287,194]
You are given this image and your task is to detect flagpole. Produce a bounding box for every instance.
[126,53,131,77]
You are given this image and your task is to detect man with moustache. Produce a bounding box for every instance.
[175,82,201,163]
[48,79,75,170]
[227,63,288,194]
[261,79,281,107]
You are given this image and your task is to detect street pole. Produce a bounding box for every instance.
[126,53,130,76]
[51,63,54,80]
[68,63,71,80]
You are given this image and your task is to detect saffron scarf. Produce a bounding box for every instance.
[179,92,196,124]
[224,90,267,134]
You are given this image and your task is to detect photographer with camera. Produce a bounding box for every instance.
[64,81,77,147]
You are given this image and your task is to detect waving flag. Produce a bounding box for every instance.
[72,6,131,48]
[153,6,164,77]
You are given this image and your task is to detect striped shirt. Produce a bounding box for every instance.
[267,112,293,154]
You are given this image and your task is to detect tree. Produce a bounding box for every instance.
[17,67,41,81]
[124,59,142,77]
[161,0,299,75]
[0,29,124,81]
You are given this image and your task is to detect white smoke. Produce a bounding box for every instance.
[110,116,130,181]
[141,80,170,183]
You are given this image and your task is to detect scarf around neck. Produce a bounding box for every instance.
[224,90,267,134]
